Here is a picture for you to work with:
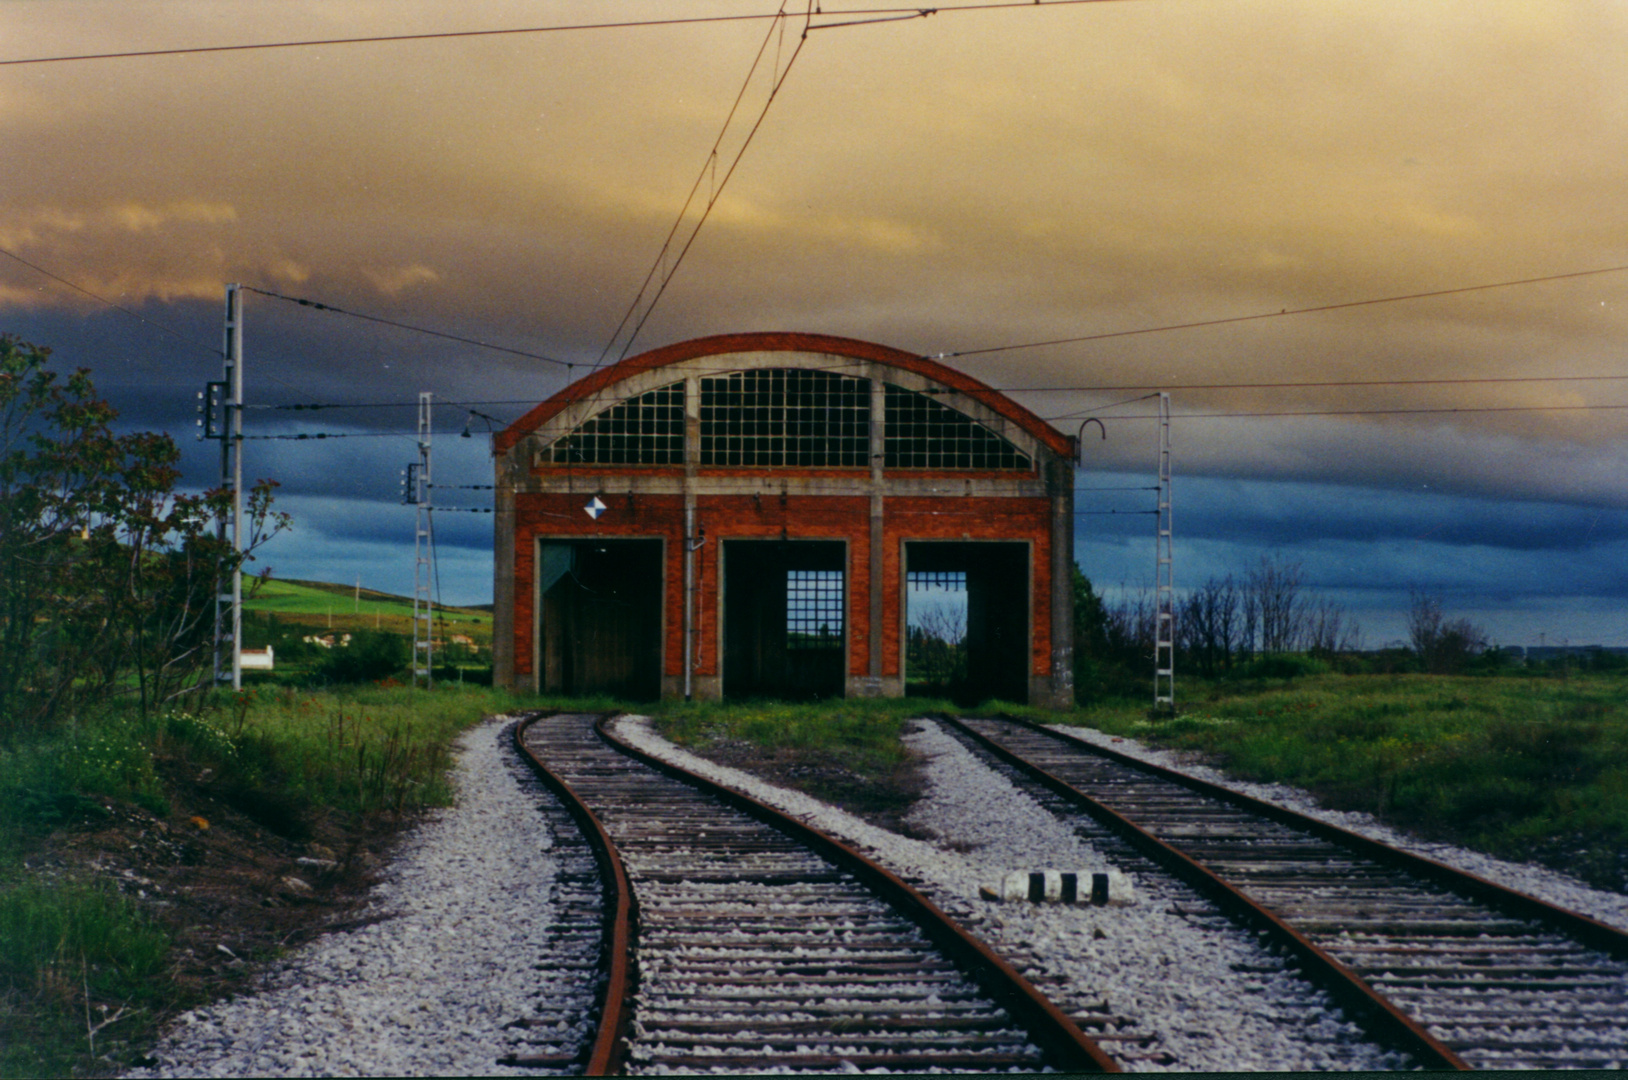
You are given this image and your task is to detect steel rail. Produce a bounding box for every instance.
[941,713,1469,1070]
[595,713,1121,1074]
[510,712,636,1075]
[1010,713,1628,961]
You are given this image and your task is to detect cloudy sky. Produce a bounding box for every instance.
[3,0,1626,646]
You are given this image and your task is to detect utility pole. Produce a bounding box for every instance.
[201,284,245,691]
[411,393,434,688]
[1154,392,1174,714]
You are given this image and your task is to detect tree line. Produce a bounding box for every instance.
[1074,556,1493,698]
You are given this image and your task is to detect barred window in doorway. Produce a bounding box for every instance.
[786,569,844,650]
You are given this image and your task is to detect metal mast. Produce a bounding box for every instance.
[213,284,244,691]
[1154,392,1174,713]
[411,392,434,688]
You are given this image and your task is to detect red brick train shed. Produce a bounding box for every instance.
[491,332,1077,706]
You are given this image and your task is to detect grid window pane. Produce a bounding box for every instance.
[550,383,684,465]
[786,569,844,650]
[700,369,870,467]
[883,384,1031,471]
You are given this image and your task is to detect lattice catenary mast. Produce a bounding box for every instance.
[202,284,245,690]
[1154,392,1174,713]
[410,393,434,688]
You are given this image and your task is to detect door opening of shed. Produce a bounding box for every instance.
[905,541,1029,705]
[723,540,846,700]
[537,538,662,700]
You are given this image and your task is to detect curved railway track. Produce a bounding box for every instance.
[945,714,1628,1071]
[508,712,1117,1074]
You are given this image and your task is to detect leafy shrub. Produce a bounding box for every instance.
[1226,653,1330,681]
[163,710,239,763]
[314,630,408,684]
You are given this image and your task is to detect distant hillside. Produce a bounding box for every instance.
[245,577,491,643]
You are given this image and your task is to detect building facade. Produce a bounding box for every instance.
[492,332,1077,706]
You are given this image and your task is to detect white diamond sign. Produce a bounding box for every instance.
[584,496,607,520]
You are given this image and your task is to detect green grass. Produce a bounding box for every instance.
[1026,670,1628,891]
[648,696,961,829]
[0,682,538,1075]
[0,878,171,1078]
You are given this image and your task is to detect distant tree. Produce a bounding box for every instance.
[1304,596,1360,656]
[1104,583,1157,662]
[1072,564,1142,701]
[1180,574,1242,676]
[1247,555,1305,653]
[1071,563,1111,660]
[316,629,409,683]
[909,597,967,690]
[0,336,287,735]
[1407,589,1487,674]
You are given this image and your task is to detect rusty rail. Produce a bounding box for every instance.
[595,714,1121,1074]
[1008,713,1628,962]
[942,713,1469,1070]
[511,713,635,1076]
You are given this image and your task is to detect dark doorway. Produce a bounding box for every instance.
[905,541,1029,705]
[724,540,846,699]
[538,539,662,700]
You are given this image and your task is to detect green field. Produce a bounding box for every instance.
[243,578,491,648]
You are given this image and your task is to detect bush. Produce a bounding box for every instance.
[1226,653,1330,681]
[314,630,409,684]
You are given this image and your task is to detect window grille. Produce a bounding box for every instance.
[549,383,685,465]
[883,384,1031,470]
[786,569,844,649]
[700,369,870,467]
[907,570,966,592]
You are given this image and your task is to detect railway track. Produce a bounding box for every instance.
[508,712,1118,1074]
[945,714,1628,1071]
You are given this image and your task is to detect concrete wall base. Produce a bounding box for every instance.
[846,675,904,699]
[1028,675,1075,710]
[661,674,723,701]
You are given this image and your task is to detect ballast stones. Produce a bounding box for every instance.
[980,869,1136,906]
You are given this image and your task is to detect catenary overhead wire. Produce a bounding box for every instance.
[236,366,1628,418]
[0,2,1134,66]
[594,5,800,369]
[243,286,571,368]
[600,4,814,367]
[928,263,1628,360]
[1050,402,1628,423]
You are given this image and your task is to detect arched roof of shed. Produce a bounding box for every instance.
[493,331,1072,457]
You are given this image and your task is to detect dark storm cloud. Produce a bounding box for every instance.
[6,1,1628,639]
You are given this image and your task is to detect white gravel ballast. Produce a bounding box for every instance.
[613,715,1412,1072]
[129,716,592,1078]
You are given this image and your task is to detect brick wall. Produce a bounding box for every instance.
[510,489,1051,684]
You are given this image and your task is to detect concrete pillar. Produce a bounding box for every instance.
[491,450,518,691]
[1047,455,1075,708]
